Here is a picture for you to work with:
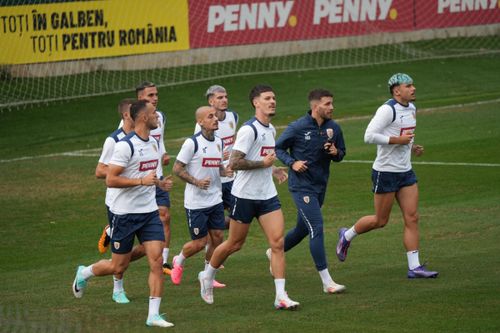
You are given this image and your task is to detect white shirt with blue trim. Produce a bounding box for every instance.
[231,118,277,200]
[364,101,417,172]
[108,133,159,215]
[177,133,223,210]
[98,128,126,207]
[194,110,238,183]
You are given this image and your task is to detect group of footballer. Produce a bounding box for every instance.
[72,74,438,328]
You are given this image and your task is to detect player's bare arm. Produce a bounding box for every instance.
[158,175,173,191]
[162,153,171,166]
[272,166,288,184]
[389,134,414,145]
[220,165,234,178]
[412,144,424,156]
[222,149,231,161]
[173,160,210,189]
[106,165,156,187]
[230,150,275,170]
[95,162,108,179]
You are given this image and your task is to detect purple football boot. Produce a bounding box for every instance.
[336,227,351,262]
[408,265,439,279]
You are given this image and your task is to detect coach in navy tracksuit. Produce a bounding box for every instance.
[275,88,347,294]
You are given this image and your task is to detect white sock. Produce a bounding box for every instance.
[345,226,358,242]
[148,297,161,319]
[162,248,170,264]
[318,268,334,286]
[407,250,421,270]
[113,276,124,293]
[81,265,95,280]
[205,264,217,281]
[274,279,286,299]
[204,260,210,271]
[176,252,186,266]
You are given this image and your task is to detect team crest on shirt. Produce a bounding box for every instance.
[194,228,199,235]
[412,111,416,119]
[114,242,120,250]
[217,144,221,152]
[229,122,234,129]
[153,144,158,152]
[303,196,310,204]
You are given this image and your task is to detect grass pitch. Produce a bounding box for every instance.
[0,54,499,332]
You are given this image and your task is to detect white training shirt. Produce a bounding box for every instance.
[364,99,417,172]
[231,118,277,200]
[177,133,223,210]
[119,110,166,178]
[108,132,160,215]
[98,128,127,207]
[194,110,238,183]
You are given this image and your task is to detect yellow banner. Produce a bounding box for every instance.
[0,0,190,65]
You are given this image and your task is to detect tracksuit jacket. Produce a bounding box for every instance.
[275,111,346,194]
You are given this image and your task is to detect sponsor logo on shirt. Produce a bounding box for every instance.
[139,159,159,171]
[260,146,275,156]
[222,135,235,146]
[202,158,222,167]
[400,127,415,136]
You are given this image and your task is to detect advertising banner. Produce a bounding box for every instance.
[415,0,500,29]
[189,0,413,48]
[0,0,190,64]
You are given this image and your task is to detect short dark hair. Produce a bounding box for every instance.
[308,89,333,102]
[129,100,149,121]
[117,98,136,117]
[135,81,156,96]
[249,84,274,108]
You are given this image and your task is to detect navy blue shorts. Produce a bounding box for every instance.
[156,179,171,207]
[106,205,114,226]
[372,169,417,194]
[110,210,165,254]
[185,203,225,240]
[230,196,281,224]
[221,181,235,209]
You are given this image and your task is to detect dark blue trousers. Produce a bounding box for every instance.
[284,191,328,271]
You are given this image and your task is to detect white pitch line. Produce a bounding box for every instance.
[2,152,499,168]
[0,149,101,163]
[2,98,500,165]
[345,160,500,167]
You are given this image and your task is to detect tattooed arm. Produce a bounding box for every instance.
[229,150,276,170]
[173,160,210,189]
